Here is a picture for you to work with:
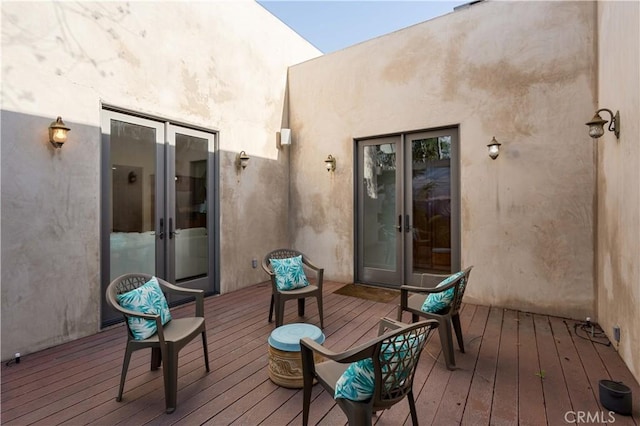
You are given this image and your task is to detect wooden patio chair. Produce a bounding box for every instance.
[397,266,473,370]
[262,248,324,328]
[300,317,439,425]
[105,273,210,413]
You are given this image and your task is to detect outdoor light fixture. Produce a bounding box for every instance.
[238,151,250,169]
[487,136,501,160]
[48,116,70,148]
[280,128,292,145]
[324,154,336,172]
[586,108,620,139]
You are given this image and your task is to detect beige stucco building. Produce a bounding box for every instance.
[2,0,638,384]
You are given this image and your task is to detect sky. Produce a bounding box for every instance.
[257,1,469,54]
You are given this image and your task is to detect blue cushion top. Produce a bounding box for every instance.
[268,323,325,352]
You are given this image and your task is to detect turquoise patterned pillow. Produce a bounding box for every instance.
[270,255,309,291]
[117,276,172,340]
[334,334,424,401]
[421,271,466,313]
[335,358,375,401]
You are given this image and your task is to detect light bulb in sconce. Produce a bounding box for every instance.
[487,136,501,160]
[48,116,70,148]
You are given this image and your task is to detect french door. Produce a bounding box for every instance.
[100,109,217,326]
[356,128,459,287]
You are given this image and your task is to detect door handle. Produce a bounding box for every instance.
[396,215,402,232]
[157,218,164,240]
[405,214,411,233]
[169,218,176,239]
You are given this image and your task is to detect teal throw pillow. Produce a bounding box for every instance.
[117,276,172,340]
[334,334,424,401]
[270,255,309,291]
[421,270,466,313]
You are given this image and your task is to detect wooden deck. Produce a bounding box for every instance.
[2,281,638,425]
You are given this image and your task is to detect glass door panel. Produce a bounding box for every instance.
[101,112,164,325]
[109,119,163,279]
[168,126,215,293]
[405,130,459,286]
[357,138,401,285]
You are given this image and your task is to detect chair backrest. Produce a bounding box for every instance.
[105,273,157,338]
[262,248,305,271]
[371,320,436,409]
[449,266,473,315]
[106,273,155,309]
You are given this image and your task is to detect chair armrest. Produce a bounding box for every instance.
[157,278,203,295]
[300,337,376,364]
[303,327,401,365]
[115,305,160,321]
[261,258,275,276]
[377,317,407,336]
[156,278,205,317]
[300,259,323,290]
[300,337,340,359]
[112,306,166,342]
[399,279,457,294]
[302,257,322,272]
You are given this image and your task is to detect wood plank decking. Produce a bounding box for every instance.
[2,281,639,425]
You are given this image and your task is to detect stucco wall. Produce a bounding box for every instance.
[287,1,597,319]
[595,1,640,383]
[0,1,319,360]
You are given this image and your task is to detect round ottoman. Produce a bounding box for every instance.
[268,323,325,388]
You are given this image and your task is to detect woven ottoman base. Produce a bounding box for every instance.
[267,323,325,388]
[268,345,323,388]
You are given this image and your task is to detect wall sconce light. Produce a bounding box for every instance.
[586,108,620,139]
[487,136,501,160]
[238,151,250,169]
[324,154,336,172]
[48,116,70,148]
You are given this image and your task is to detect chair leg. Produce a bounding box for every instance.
[201,331,210,372]
[268,294,275,323]
[116,344,134,402]
[438,317,456,370]
[338,399,372,426]
[151,347,162,370]
[162,344,178,414]
[407,389,419,426]
[316,295,324,329]
[451,313,465,353]
[298,298,305,316]
[302,366,313,426]
[276,299,285,327]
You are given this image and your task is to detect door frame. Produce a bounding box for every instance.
[100,105,220,327]
[354,126,460,287]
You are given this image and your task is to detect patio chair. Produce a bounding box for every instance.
[262,248,324,328]
[300,317,438,426]
[397,266,473,370]
[106,273,210,414]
